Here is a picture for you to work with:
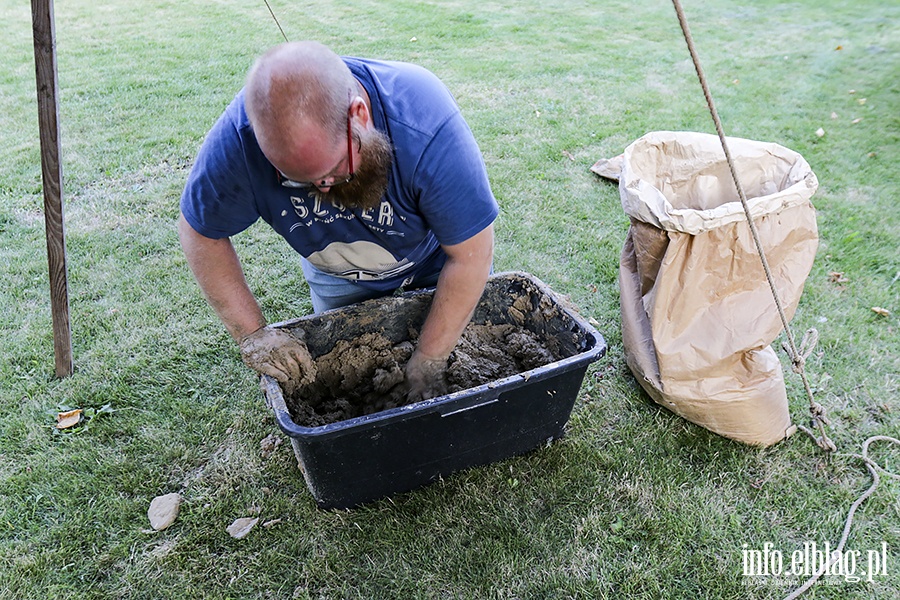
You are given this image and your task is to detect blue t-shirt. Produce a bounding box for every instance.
[180,57,498,291]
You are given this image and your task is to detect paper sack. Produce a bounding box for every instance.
[617,131,818,446]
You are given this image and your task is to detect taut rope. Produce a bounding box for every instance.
[670,0,834,453]
[263,0,290,43]
[669,2,898,598]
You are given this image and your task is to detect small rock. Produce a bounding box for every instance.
[260,433,282,459]
[148,493,181,531]
[227,517,259,539]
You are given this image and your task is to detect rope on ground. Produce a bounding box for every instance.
[782,436,900,600]
[669,0,836,453]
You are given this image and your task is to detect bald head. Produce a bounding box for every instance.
[245,42,356,164]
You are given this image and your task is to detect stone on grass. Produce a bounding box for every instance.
[148,493,181,531]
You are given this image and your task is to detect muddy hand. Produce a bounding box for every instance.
[405,351,449,402]
[239,326,317,394]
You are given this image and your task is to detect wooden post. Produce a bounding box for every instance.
[32,0,73,377]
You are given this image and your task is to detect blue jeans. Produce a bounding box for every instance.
[301,258,441,314]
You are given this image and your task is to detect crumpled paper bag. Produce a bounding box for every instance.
[608,131,818,446]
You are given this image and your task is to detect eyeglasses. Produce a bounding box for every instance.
[279,100,356,190]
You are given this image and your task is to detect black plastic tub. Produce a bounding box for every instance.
[262,271,606,509]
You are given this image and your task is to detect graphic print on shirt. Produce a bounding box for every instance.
[284,195,414,281]
[307,240,413,280]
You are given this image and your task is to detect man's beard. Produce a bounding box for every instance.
[312,126,393,211]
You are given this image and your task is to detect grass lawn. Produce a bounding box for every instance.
[1,0,898,598]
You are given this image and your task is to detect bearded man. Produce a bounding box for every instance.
[178,41,498,401]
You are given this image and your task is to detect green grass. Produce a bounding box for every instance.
[1,0,898,598]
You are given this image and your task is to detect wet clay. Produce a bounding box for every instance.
[286,322,559,427]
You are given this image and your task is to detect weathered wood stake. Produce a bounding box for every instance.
[32,0,73,377]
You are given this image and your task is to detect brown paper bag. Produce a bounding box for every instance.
[616,131,818,446]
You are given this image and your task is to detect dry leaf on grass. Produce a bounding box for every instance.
[56,409,82,429]
[828,271,849,284]
[227,517,259,539]
[53,404,115,431]
[871,307,890,317]
[148,493,181,531]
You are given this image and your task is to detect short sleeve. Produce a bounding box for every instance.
[413,111,499,246]
[180,97,261,239]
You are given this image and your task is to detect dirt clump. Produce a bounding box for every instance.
[286,323,559,427]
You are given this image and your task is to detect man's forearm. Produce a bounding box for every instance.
[178,213,266,342]
[416,225,494,359]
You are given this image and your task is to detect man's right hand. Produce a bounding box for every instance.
[239,326,317,394]
[405,350,450,402]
